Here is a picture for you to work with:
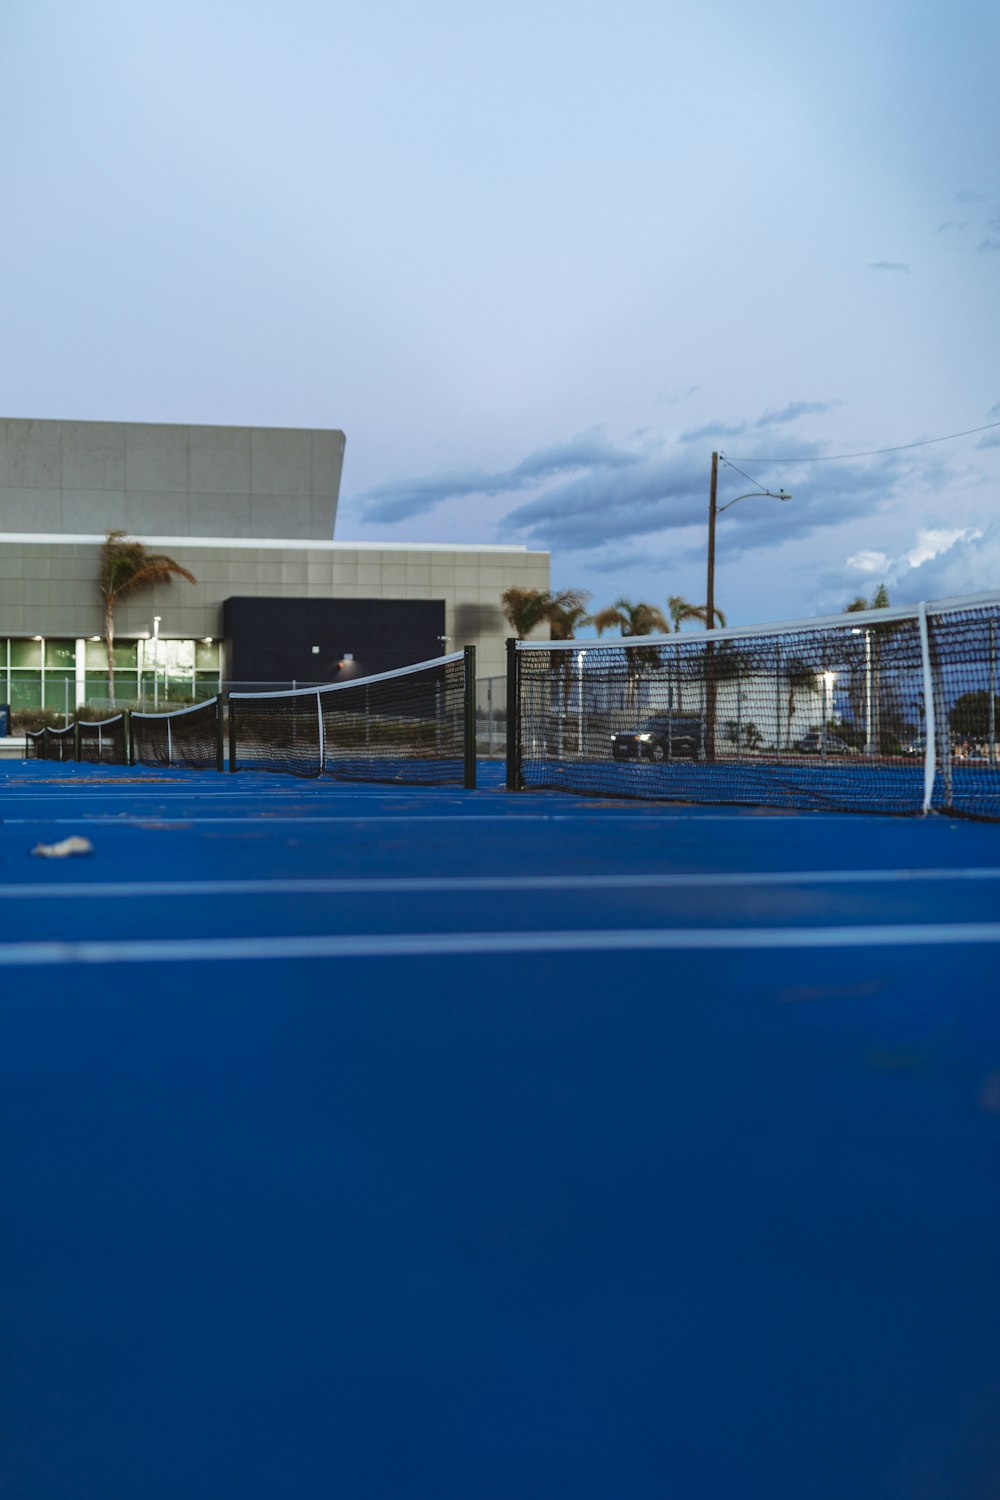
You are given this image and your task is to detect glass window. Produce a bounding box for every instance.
[88,640,139,707]
[150,639,193,672]
[10,639,43,711]
[164,671,194,704]
[111,641,139,670]
[44,674,76,714]
[85,672,113,705]
[45,639,76,669]
[87,639,139,671]
[10,639,43,669]
[10,675,41,710]
[195,640,220,671]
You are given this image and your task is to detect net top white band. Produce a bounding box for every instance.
[515,590,1000,652]
[229,651,465,701]
[131,697,219,721]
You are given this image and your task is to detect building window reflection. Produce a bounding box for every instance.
[4,637,222,712]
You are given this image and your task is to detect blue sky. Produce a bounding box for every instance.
[2,0,998,627]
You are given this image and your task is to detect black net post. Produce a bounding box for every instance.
[228,699,238,773]
[928,614,954,811]
[42,727,49,759]
[124,710,132,766]
[506,638,520,791]
[73,718,80,761]
[990,617,998,770]
[705,639,717,762]
[463,645,477,790]
[217,694,227,773]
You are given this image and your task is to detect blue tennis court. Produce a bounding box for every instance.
[1,758,999,1498]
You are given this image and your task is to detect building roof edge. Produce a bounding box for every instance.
[0,533,543,555]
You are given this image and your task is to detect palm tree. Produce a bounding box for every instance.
[668,595,728,630]
[592,598,669,710]
[546,592,592,718]
[665,596,727,715]
[784,656,821,745]
[547,591,592,641]
[99,530,197,703]
[846,583,890,614]
[501,586,592,640]
[501,587,554,640]
[592,597,669,638]
[845,584,891,750]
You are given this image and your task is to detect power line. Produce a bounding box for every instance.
[726,418,1000,464]
[720,457,769,489]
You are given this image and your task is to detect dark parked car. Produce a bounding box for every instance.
[612,715,704,761]
[797,731,856,755]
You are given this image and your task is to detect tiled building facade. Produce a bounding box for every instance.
[0,419,550,711]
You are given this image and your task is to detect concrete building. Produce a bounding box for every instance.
[0,418,550,714]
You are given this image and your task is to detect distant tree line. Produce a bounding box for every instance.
[499,588,728,642]
[501,582,893,642]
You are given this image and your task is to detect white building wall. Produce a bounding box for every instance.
[0,419,345,541]
[0,535,550,681]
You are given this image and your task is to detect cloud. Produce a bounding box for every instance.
[499,446,904,557]
[355,410,923,560]
[867,261,911,273]
[508,432,640,483]
[990,402,1000,418]
[956,190,986,203]
[498,447,709,551]
[574,542,654,575]
[846,526,984,593]
[656,384,700,406]
[936,220,970,233]
[754,400,840,428]
[678,419,747,444]
[847,549,892,574]
[978,432,1000,449]
[357,466,501,523]
[678,402,838,445]
[354,426,639,523]
[976,238,1000,253]
[884,524,997,602]
[902,527,981,567]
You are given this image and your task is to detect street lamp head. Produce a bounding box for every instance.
[716,486,793,514]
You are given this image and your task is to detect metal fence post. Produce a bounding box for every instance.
[506,638,520,791]
[463,645,477,789]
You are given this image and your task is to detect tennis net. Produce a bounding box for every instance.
[25,716,128,765]
[131,698,223,770]
[229,647,477,787]
[25,724,75,761]
[507,592,1000,820]
[78,714,128,765]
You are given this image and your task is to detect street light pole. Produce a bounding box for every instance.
[704,452,792,761]
[706,451,719,644]
[706,453,792,633]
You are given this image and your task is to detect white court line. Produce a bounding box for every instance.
[0,868,999,900]
[0,811,884,826]
[0,786,462,799]
[0,923,999,966]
